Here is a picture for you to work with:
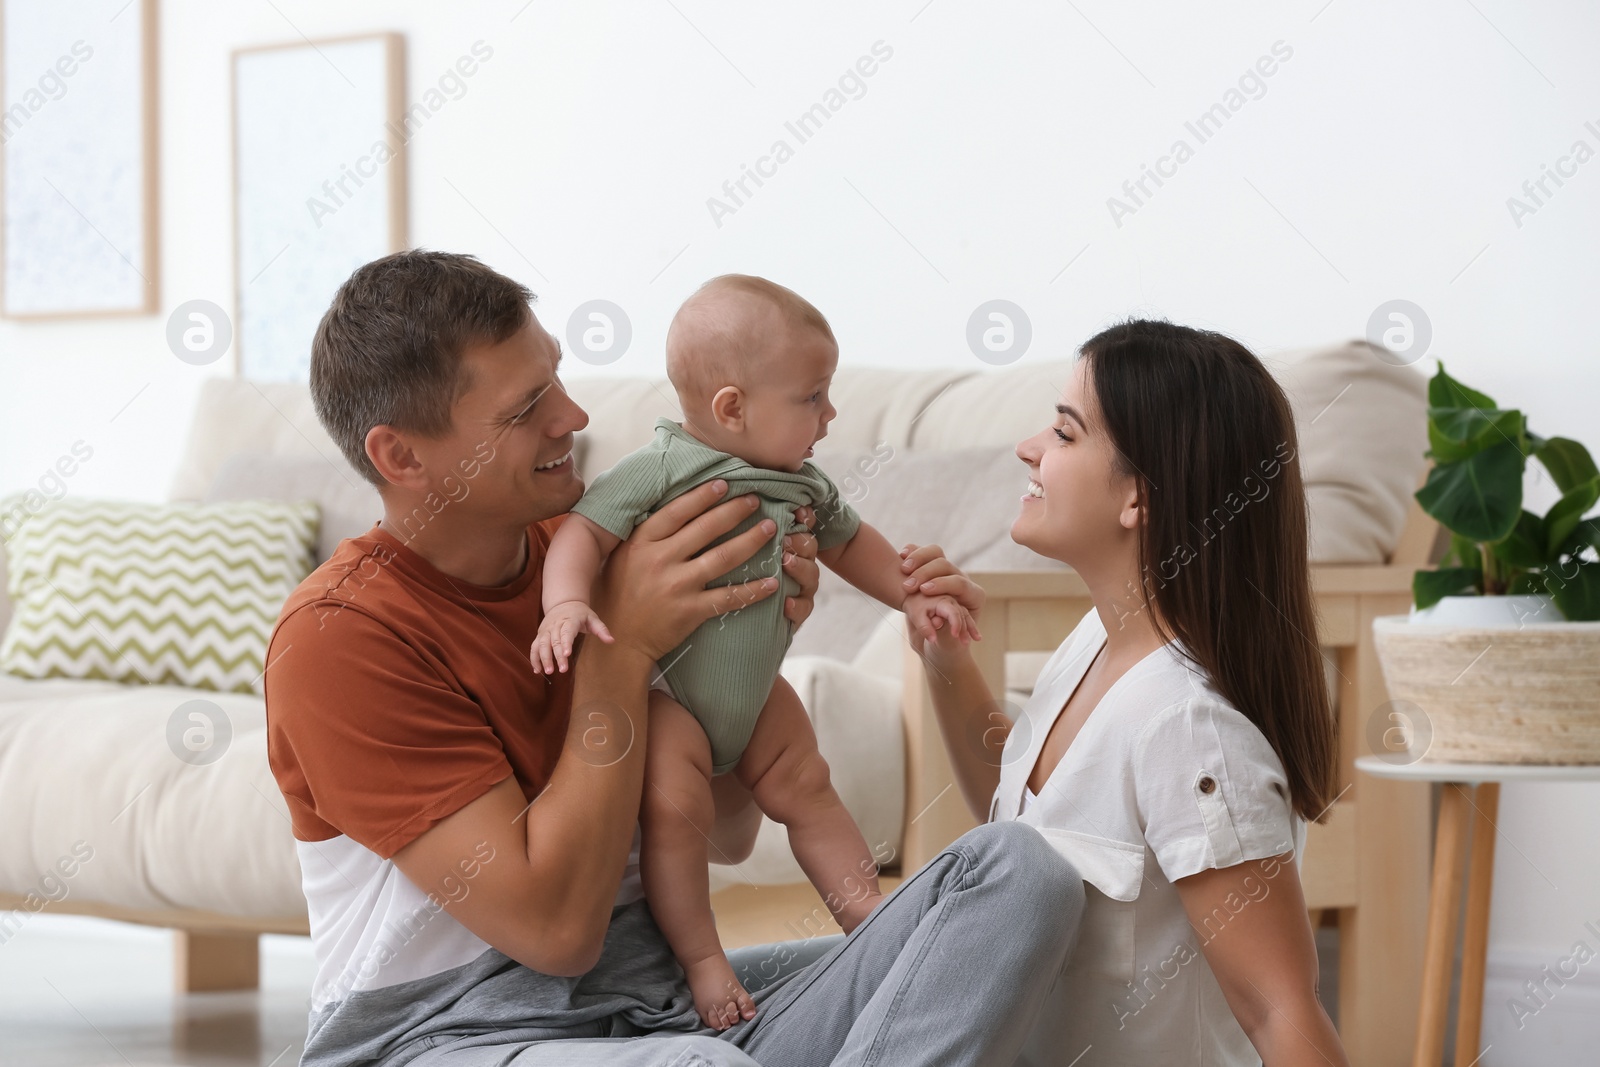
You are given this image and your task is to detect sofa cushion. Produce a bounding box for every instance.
[563,365,976,485]
[0,499,318,694]
[905,359,1071,453]
[562,376,683,484]
[204,453,381,564]
[168,380,349,503]
[901,340,1428,563]
[1270,340,1429,563]
[0,679,305,918]
[0,655,897,911]
[0,540,10,646]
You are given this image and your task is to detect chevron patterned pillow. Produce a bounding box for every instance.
[0,498,319,694]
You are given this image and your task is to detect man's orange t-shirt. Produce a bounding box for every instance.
[265,516,576,860]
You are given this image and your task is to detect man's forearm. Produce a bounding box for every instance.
[522,636,654,965]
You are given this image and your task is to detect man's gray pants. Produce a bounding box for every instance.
[399,820,1084,1067]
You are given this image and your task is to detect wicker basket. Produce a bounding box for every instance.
[1372,616,1600,764]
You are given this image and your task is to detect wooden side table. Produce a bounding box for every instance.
[1354,757,1600,1067]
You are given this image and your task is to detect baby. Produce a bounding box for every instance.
[530,275,976,1030]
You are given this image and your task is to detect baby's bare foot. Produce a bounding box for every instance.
[684,953,757,1031]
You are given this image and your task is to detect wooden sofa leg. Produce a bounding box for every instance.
[174,930,260,992]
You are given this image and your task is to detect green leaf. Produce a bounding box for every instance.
[1440,533,1480,569]
[1536,437,1600,496]
[1545,476,1600,558]
[1507,572,1547,596]
[1428,363,1497,411]
[1427,407,1525,464]
[1414,441,1525,543]
[1556,518,1600,559]
[1548,559,1600,621]
[1491,510,1547,568]
[1414,567,1483,610]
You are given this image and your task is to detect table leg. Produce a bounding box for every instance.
[1454,782,1499,1067]
[1414,782,1471,1067]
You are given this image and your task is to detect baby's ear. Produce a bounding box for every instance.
[709,385,745,429]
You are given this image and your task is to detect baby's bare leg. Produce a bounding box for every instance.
[734,675,884,934]
[639,690,755,1031]
[708,772,762,865]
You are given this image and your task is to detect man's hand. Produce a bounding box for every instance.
[393,479,785,980]
[594,480,784,664]
[781,504,820,629]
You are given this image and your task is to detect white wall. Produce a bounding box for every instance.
[1,2,1597,1058]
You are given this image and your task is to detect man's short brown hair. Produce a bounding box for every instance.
[310,249,534,487]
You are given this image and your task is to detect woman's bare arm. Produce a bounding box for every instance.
[899,544,1001,822]
[1174,857,1349,1066]
[916,642,1006,822]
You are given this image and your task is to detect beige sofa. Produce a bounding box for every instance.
[0,341,1436,1062]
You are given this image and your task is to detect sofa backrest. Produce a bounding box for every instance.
[564,339,1430,565]
[168,381,348,503]
[0,340,1429,621]
[0,340,1427,653]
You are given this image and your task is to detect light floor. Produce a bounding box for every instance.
[1,883,1349,1067]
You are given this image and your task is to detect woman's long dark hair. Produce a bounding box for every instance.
[1080,320,1336,824]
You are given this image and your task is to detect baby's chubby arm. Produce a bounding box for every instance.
[533,513,624,674]
[820,522,980,645]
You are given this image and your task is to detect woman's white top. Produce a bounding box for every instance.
[994,608,1306,1066]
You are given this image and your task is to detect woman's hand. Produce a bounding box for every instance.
[898,543,984,661]
[782,505,821,629]
[897,543,1002,822]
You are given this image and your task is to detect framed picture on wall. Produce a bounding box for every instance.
[233,33,406,381]
[0,0,159,318]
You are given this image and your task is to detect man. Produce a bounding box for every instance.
[265,250,1084,1067]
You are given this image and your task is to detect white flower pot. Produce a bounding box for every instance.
[1407,593,1561,628]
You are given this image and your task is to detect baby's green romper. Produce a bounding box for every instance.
[571,418,861,775]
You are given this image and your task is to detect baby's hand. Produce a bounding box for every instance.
[532,600,614,674]
[902,591,979,647]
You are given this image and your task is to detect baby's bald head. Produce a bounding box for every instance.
[666,275,835,411]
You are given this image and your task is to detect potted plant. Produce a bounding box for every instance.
[1373,365,1600,763]
[1409,365,1598,623]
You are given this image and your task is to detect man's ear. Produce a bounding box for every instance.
[365,425,427,491]
[709,386,746,431]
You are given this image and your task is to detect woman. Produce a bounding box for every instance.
[902,320,1350,1065]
